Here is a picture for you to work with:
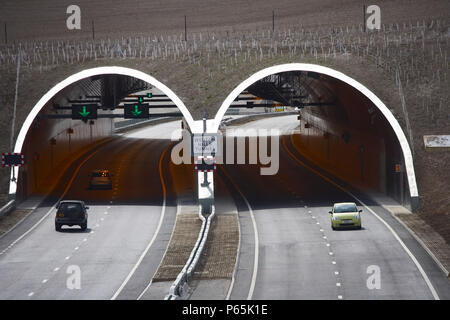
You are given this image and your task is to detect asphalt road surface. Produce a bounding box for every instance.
[1,116,449,300]
[220,115,450,300]
[0,121,181,300]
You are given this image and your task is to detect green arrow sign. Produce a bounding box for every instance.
[72,104,97,120]
[131,105,142,116]
[124,103,148,119]
[79,106,91,117]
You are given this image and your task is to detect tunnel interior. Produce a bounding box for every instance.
[14,73,183,202]
[12,68,415,212]
[232,70,412,209]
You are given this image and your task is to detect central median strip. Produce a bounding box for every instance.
[165,205,216,300]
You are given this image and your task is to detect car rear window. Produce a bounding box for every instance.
[334,204,357,213]
[58,203,82,213]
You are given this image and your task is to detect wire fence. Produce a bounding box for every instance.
[0,19,448,126]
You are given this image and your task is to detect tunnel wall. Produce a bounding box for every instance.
[293,108,411,209]
[16,115,113,199]
[292,110,386,193]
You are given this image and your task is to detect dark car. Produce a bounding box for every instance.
[55,200,88,231]
[89,170,113,189]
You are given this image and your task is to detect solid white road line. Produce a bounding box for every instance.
[283,135,440,300]
[110,146,169,300]
[225,186,242,301]
[220,166,259,301]
[137,202,181,300]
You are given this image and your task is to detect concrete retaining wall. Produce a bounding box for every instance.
[16,116,113,199]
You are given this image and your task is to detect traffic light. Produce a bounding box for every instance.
[71,104,98,120]
[124,103,149,119]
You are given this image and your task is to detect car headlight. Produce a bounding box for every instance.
[354,214,359,220]
[333,216,339,221]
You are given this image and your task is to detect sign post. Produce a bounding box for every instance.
[2,153,24,183]
[202,113,208,187]
[192,111,220,215]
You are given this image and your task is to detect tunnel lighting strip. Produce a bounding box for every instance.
[9,66,195,196]
[212,63,419,201]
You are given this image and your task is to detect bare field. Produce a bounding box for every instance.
[0,1,449,242]
[1,0,449,41]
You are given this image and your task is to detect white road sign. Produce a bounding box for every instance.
[192,133,222,157]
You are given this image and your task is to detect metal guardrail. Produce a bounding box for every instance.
[220,111,297,127]
[0,200,16,219]
[113,116,182,133]
[165,204,216,300]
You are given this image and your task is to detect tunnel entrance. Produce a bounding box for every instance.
[213,64,418,211]
[9,67,195,200]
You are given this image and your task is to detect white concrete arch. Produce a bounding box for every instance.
[9,66,195,195]
[212,63,418,203]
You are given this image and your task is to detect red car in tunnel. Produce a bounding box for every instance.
[88,170,113,190]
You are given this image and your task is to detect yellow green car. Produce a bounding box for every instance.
[329,202,362,230]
